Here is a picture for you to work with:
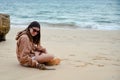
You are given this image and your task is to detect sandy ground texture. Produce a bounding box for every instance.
[0,27,120,80]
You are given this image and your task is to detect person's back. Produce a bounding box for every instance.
[16,21,60,70]
[16,33,36,67]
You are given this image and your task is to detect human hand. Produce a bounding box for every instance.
[34,51,40,56]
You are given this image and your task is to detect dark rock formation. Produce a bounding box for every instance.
[0,13,10,41]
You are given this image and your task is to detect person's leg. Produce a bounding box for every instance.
[35,53,54,63]
[45,58,61,66]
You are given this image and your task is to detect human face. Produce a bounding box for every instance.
[29,27,40,36]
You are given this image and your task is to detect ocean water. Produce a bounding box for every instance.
[0,0,120,30]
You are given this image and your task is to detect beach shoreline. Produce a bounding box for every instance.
[0,27,120,80]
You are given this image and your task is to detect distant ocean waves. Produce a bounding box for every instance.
[1,0,119,30]
[11,21,120,30]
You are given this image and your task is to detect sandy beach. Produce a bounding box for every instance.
[0,27,120,80]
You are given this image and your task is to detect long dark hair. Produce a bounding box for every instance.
[26,21,41,45]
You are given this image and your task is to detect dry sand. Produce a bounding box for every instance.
[0,27,120,80]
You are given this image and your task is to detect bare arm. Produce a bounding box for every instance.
[36,44,47,54]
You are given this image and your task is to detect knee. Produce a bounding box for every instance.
[48,54,54,60]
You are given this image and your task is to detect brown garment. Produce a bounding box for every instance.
[16,34,36,67]
[16,30,47,67]
[16,30,42,67]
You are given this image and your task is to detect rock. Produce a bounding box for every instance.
[0,13,10,41]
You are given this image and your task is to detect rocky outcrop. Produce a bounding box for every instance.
[0,13,10,41]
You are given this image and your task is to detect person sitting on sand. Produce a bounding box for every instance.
[15,21,60,70]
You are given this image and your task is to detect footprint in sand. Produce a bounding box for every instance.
[97,64,104,67]
[69,54,76,56]
[75,62,94,67]
[112,64,120,66]
[92,56,111,61]
[75,60,82,62]
[75,62,88,67]
[61,58,69,61]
